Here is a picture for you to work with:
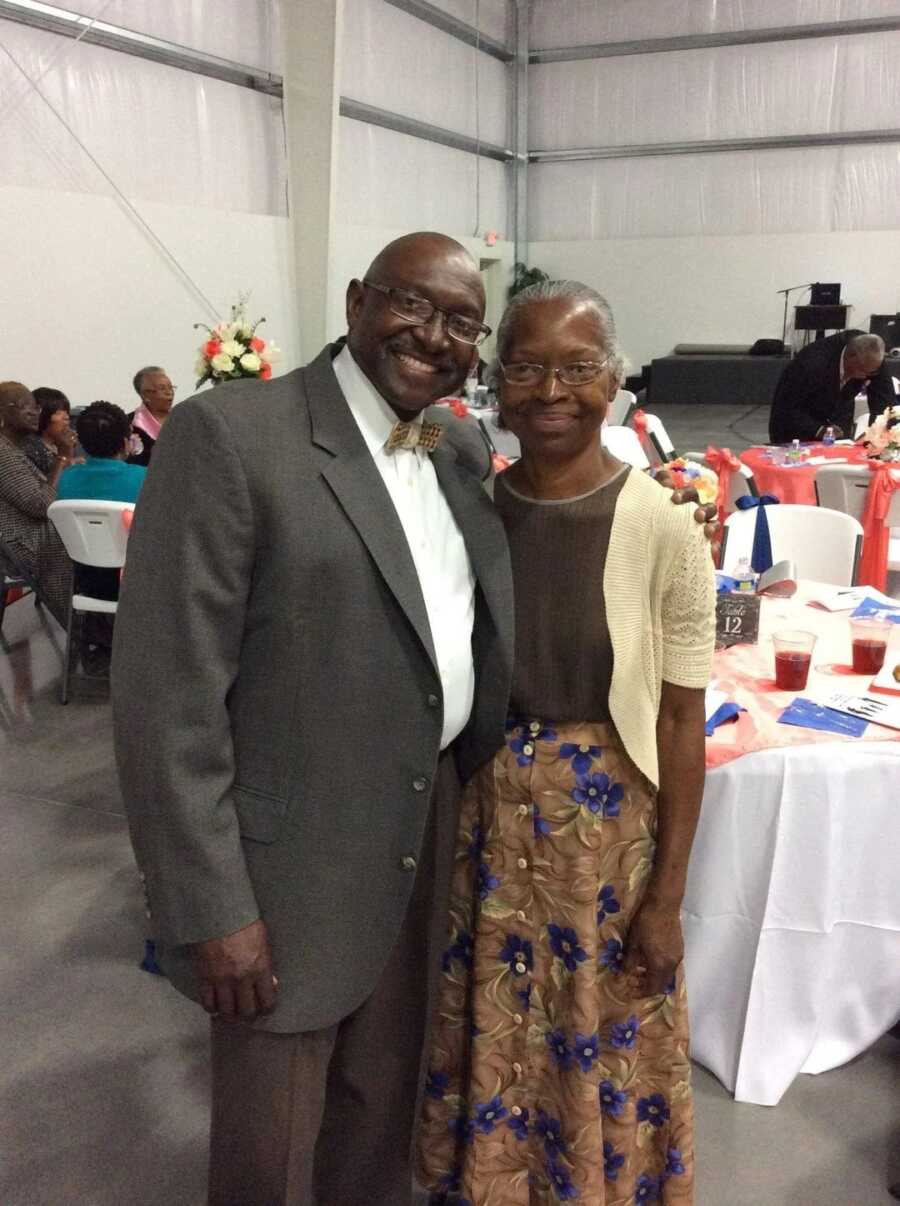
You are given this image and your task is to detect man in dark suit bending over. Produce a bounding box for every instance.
[769,330,893,443]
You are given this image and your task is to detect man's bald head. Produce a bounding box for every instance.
[845,332,885,381]
[346,232,486,416]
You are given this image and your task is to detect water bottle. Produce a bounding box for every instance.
[733,557,757,593]
[822,426,835,446]
[787,438,802,464]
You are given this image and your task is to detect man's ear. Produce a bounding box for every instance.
[346,279,364,329]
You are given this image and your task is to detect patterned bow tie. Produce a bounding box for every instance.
[385,419,444,453]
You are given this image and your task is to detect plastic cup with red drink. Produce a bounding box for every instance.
[773,629,817,691]
[849,617,892,675]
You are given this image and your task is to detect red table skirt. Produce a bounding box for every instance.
[740,443,869,505]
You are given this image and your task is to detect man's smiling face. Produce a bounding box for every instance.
[345,233,484,417]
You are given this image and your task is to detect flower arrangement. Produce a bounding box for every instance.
[651,457,718,504]
[193,297,280,387]
[862,405,900,461]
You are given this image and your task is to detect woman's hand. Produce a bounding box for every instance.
[51,427,77,461]
[653,468,718,543]
[621,896,683,998]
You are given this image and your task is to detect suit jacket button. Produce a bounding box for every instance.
[427,694,440,708]
[413,776,428,792]
[400,855,417,872]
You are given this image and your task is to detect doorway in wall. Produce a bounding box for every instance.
[479,257,503,362]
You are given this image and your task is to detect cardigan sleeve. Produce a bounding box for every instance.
[659,520,716,689]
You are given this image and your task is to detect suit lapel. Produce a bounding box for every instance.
[304,347,438,671]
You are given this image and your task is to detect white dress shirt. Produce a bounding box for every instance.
[334,345,476,748]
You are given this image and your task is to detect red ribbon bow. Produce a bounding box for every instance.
[857,461,900,590]
[704,445,741,527]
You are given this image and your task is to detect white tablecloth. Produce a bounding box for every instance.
[684,740,900,1105]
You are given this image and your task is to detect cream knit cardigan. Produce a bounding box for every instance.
[603,468,716,788]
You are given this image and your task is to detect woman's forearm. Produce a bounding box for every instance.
[644,681,707,909]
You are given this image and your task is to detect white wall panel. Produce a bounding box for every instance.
[342,0,508,146]
[530,0,900,48]
[426,0,509,43]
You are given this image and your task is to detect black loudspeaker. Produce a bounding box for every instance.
[749,338,785,356]
[870,314,900,348]
[811,282,841,305]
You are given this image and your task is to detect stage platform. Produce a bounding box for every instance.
[649,345,789,406]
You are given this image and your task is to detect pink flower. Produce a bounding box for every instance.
[250,336,266,353]
[259,362,273,381]
[203,339,222,358]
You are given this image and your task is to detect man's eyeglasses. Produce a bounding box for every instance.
[363,280,491,346]
[499,357,612,387]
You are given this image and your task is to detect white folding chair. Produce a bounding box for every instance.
[607,388,635,427]
[633,412,676,465]
[47,500,133,703]
[814,464,900,575]
[0,538,40,636]
[720,504,864,587]
[854,413,870,439]
[602,424,650,470]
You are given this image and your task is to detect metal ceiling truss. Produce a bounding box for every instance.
[531,128,900,164]
[382,0,513,61]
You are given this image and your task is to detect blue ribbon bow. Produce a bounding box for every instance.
[734,493,780,573]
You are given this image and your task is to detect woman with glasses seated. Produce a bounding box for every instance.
[418,282,715,1206]
[22,387,77,475]
[0,381,73,628]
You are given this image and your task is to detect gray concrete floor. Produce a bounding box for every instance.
[2,435,898,1204]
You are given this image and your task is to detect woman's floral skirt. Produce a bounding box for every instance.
[417,718,694,1206]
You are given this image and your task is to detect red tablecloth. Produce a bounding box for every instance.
[740,442,869,505]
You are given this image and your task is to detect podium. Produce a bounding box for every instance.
[794,304,850,341]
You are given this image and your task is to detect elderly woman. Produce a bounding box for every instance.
[419,283,715,1206]
[128,366,175,466]
[0,381,72,627]
[22,387,76,475]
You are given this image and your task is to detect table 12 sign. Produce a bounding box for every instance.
[716,592,761,648]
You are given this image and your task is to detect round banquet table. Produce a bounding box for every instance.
[683,582,900,1105]
[739,442,870,505]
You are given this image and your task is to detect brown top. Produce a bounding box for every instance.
[494,463,630,723]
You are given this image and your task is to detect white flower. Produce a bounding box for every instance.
[221,339,244,358]
[211,352,235,374]
[239,322,254,340]
[259,341,281,364]
[239,351,261,373]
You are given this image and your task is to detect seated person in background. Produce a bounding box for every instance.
[128,366,175,466]
[58,401,146,674]
[769,330,892,443]
[22,387,76,475]
[0,381,73,628]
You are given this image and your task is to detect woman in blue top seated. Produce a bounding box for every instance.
[57,402,146,672]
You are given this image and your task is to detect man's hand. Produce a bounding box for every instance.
[192,918,278,1022]
[621,898,683,999]
[654,468,718,544]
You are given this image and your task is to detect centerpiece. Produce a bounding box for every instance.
[194,297,280,388]
[861,405,900,461]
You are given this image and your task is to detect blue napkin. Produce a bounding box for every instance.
[851,597,900,623]
[705,702,745,736]
[777,697,869,736]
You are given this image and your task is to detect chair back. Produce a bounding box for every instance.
[854,413,870,439]
[602,424,650,470]
[815,463,900,526]
[47,500,133,568]
[637,412,676,464]
[607,388,635,427]
[721,503,864,586]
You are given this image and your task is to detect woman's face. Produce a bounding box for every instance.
[0,387,40,436]
[45,406,71,440]
[498,298,615,459]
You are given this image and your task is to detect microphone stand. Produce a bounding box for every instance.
[776,283,814,354]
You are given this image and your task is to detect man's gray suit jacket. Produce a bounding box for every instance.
[111,344,514,1033]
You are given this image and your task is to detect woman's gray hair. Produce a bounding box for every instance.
[490,280,626,385]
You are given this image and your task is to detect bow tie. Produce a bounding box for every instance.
[385,419,444,453]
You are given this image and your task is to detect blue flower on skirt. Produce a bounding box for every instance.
[477,862,501,901]
[571,771,623,818]
[599,938,624,974]
[665,976,677,996]
[665,1148,686,1177]
[599,1079,627,1117]
[507,1107,530,1140]
[574,1032,600,1073]
[473,1095,508,1134]
[508,720,557,766]
[634,1172,660,1202]
[505,712,524,734]
[547,923,588,971]
[596,884,621,923]
[442,930,474,972]
[499,933,533,975]
[558,741,602,774]
[603,1141,625,1181]
[516,984,532,1012]
[448,1114,474,1145]
[547,1157,580,1200]
[610,1014,640,1050]
[536,1109,567,1155]
[533,802,552,838]
[637,1093,670,1128]
[425,1070,449,1100]
[546,1028,574,1070]
[466,823,486,862]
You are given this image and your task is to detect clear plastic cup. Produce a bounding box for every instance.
[773,629,817,690]
[850,617,892,675]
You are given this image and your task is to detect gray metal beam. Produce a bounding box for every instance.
[340,97,512,162]
[530,128,900,163]
[383,0,513,61]
[0,0,282,93]
[510,0,529,266]
[531,16,900,63]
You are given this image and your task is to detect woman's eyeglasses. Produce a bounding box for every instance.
[499,358,612,387]
[363,280,491,346]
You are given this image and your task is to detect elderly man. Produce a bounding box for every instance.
[112,233,713,1206]
[128,365,175,465]
[769,330,893,443]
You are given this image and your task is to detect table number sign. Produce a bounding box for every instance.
[716,592,761,647]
